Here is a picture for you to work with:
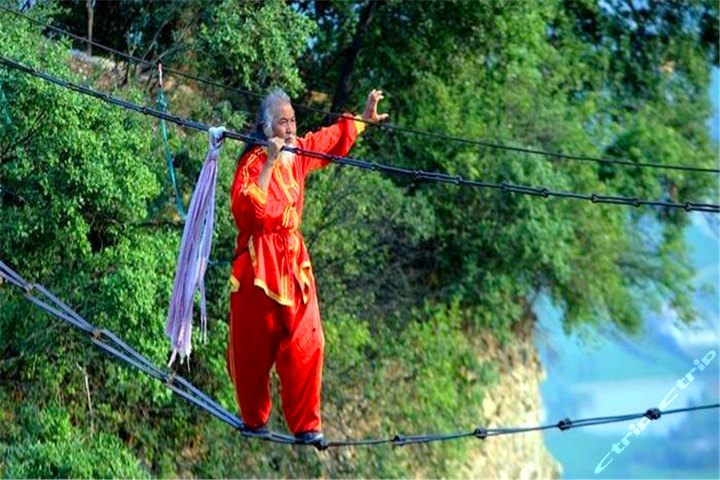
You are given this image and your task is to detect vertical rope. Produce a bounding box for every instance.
[156,62,187,219]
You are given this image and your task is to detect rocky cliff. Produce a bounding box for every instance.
[457,316,562,479]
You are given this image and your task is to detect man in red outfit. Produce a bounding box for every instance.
[227,88,387,446]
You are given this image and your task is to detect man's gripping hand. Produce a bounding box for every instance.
[267,137,286,164]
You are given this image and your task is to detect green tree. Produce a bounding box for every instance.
[298,0,718,333]
[1,0,717,478]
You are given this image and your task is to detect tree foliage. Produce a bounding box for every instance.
[1,0,717,477]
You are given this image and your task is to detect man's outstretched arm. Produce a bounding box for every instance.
[299,89,389,173]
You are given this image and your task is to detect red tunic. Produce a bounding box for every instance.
[229,116,365,304]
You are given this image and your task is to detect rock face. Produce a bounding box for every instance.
[457,316,562,479]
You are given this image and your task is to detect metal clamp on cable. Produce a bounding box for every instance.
[557,417,573,431]
[473,427,488,440]
[378,120,393,132]
[645,408,661,420]
[92,329,103,340]
[23,283,33,295]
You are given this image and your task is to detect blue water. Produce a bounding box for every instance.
[535,69,720,479]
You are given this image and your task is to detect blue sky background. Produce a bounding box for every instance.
[535,67,720,479]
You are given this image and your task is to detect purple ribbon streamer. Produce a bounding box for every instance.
[166,127,226,366]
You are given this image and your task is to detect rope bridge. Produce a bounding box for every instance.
[1,260,717,450]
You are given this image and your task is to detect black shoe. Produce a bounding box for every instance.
[295,430,327,450]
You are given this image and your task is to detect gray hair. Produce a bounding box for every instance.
[258,88,291,137]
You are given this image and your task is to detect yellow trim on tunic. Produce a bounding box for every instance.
[246,235,294,306]
[248,236,258,269]
[252,277,294,306]
[285,162,300,190]
[244,183,267,205]
[354,116,367,135]
[282,204,299,230]
[298,260,314,304]
[238,149,266,205]
[282,204,290,229]
[273,164,295,203]
[229,274,240,293]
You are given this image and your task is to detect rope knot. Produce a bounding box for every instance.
[591,194,598,203]
[645,408,661,420]
[540,188,549,198]
[157,92,168,110]
[392,434,406,446]
[208,126,226,151]
[92,329,103,340]
[684,202,692,211]
[23,283,33,295]
[557,417,573,431]
[632,198,641,207]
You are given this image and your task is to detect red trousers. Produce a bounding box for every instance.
[226,254,324,434]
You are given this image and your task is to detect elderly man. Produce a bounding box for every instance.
[227,88,387,446]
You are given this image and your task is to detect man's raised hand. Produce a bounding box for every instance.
[362,89,389,123]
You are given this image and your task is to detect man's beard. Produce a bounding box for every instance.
[280,136,296,166]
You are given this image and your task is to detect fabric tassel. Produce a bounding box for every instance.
[166,127,226,366]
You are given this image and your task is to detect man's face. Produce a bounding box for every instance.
[270,102,296,146]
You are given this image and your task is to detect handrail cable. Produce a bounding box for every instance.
[1,55,717,214]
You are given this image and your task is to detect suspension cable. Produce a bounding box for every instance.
[1,55,717,214]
